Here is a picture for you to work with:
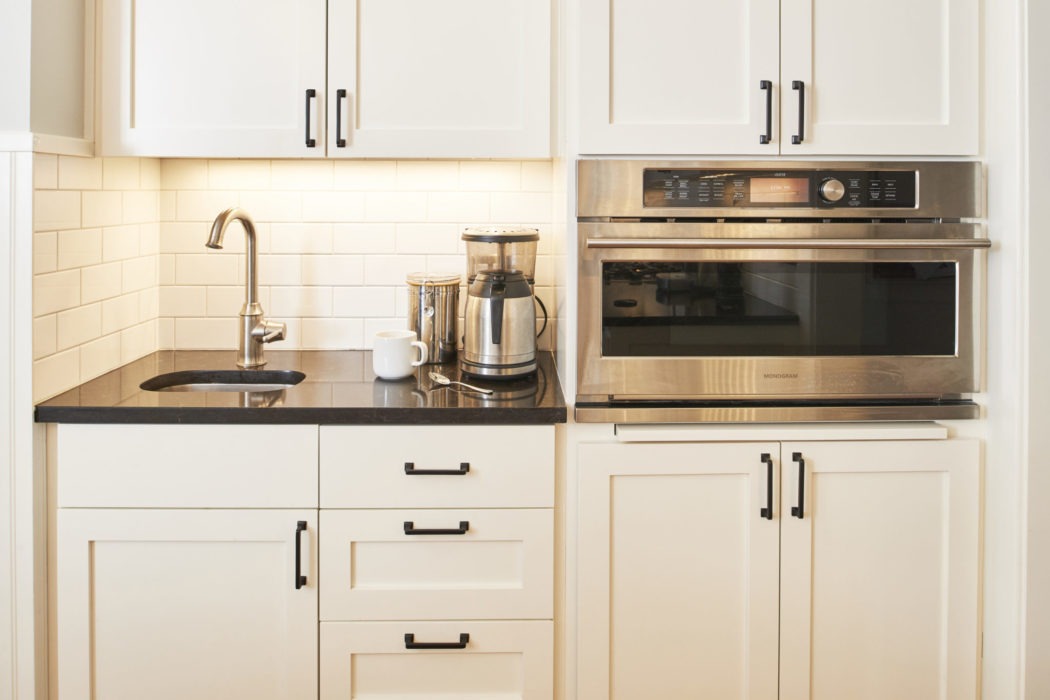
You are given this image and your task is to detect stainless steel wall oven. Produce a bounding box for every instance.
[575,160,988,422]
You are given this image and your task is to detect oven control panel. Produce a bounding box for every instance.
[642,169,918,209]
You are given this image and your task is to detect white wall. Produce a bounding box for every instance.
[1025,0,1050,696]
[0,0,31,134]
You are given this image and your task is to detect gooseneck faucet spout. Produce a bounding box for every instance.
[206,208,286,368]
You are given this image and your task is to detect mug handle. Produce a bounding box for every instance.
[411,340,429,367]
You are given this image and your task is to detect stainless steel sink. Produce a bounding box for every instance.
[139,369,306,392]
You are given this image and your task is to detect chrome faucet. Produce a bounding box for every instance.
[206,208,286,368]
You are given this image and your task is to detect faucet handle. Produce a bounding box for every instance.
[254,319,286,344]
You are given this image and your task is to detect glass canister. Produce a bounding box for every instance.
[407,272,461,364]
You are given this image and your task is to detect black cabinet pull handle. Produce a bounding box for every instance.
[759,80,773,144]
[294,520,307,589]
[404,461,470,476]
[335,89,347,147]
[403,521,470,535]
[404,633,469,650]
[791,452,805,519]
[305,89,317,148]
[760,453,773,520]
[791,80,805,145]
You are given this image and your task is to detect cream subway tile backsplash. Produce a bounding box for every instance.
[34,232,57,274]
[33,156,161,402]
[34,153,58,189]
[81,262,125,304]
[58,156,103,190]
[34,190,81,232]
[81,190,123,228]
[33,316,58,360]
[34,157,555,401]
[59,228,103,269]
[103,157,142,190]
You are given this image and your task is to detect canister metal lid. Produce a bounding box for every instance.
[461,226,539,243]
[406,272,461,287]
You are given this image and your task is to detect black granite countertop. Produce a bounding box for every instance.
[35,350,567,425]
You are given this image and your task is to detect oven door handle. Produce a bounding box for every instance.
[585,237,992,250]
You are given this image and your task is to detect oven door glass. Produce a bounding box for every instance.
[601,261,957,357]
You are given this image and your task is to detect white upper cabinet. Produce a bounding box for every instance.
[99,0,327,157]
[779,0,979,155]
[327,0,550,157]
[579,0,780,155]
[98,0,550,157]
[580,0,978,155]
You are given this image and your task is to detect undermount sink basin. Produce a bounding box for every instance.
[139,369,306,393]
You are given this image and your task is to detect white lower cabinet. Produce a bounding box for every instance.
[320,621,553,700]
[57,509,318,700]
[318,425,556,700]
[51,423,556,699]
[577,438,981,700]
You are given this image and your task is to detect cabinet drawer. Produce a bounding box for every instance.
[320,620,552,700]
[320,509,553,621]
[320,426,554,508]
[56,424,319,508]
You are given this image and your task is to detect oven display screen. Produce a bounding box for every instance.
[750,178,810,203]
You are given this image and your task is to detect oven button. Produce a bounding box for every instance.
[819,177,846,203]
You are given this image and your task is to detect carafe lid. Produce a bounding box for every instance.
[406,272,461,287]
[462,226,539,243]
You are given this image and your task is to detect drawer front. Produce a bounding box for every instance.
[320,425,554,508]
[320,509,553,621]
[320,620,553,700]
[56,424,319,508]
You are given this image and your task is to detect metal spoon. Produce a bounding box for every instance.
[428,371,493,395]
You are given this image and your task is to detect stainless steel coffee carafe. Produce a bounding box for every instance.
[460,227,539,379]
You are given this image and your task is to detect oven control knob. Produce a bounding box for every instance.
[819,178,846,203]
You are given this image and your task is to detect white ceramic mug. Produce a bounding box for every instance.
[372,330,428,380]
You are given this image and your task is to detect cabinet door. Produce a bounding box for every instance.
[780,0,978,155]
[577,442,780,700]
[779,440,980,700]
[57,509,318,700]
[579,0,780,155]
[327,0,550,157]
[99,0,327,157]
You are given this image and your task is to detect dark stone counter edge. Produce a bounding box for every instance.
[34,405,568,426]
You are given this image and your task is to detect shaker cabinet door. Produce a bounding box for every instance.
[779,0,979,155]
[579,0,780,155]
[778,440,981,700]
[327,0,550,157]
[56,509,319,700]
[576,442,781,700]
[99,0,327,157]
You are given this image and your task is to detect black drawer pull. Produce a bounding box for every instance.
[304,89,317,148]
[759,80,773,144]
[403,521,470,536]
[791,452,806,519]
[404,461,470,476]
[404,633,469,650]
[760,453,773,520]
[294,520,307,589]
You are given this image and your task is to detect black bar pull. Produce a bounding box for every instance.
[404,633,470,650]
[403,521,470,536]
[759,80,773,144]
[404,461,470,476]
[791,80,805,145]
[305,89,317,148]
[294,520,307,589]
[760,453,773,520]
[791,452,805,519]
[335,89,347,147]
